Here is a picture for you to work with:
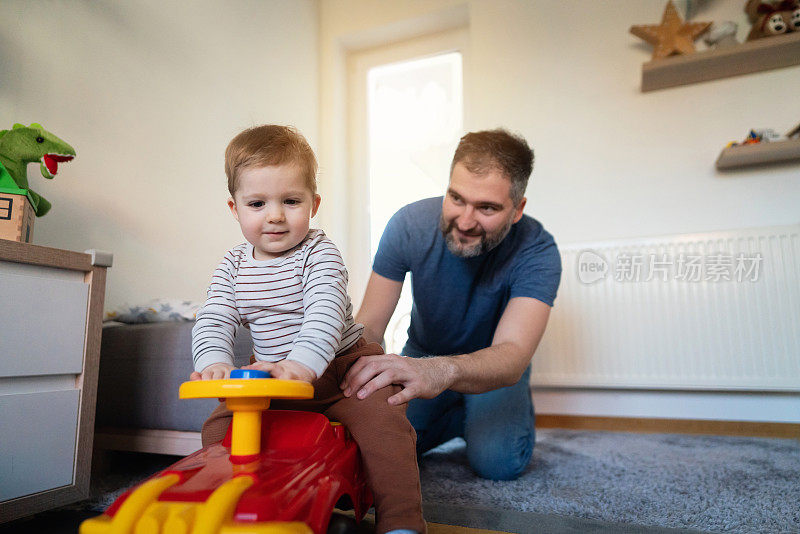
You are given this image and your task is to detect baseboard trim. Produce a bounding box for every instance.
[94,417,799,458]
[536,415,800,439]
[94,427,202,455]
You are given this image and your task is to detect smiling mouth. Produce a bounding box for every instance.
[455,228,482,238]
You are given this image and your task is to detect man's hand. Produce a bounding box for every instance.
[241,360,317,383]
[190,362,235,381]
[340,353,455,406]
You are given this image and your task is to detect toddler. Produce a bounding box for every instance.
[191,125,424,534]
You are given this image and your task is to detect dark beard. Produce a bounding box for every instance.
[439,214,514,258]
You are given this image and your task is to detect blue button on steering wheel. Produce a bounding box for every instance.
[230,369,271,379]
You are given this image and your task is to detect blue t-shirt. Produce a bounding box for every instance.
[373,196,562,357]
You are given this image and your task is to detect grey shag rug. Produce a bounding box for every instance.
[75,429,799,533]
[418,429,800,533]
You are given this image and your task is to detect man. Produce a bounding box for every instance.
[341,129,561,480]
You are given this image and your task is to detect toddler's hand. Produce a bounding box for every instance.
[190,362,235,381]
[241,360,317,383]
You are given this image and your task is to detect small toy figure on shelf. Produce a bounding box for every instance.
[703,21,741,48]
[717,124,800,169]
[792,1,800,30]
[725,128,786,148]
[630,1,712,60]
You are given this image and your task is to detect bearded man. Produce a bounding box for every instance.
[341,129,562,480]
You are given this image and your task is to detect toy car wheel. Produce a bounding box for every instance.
[327,512,361,534]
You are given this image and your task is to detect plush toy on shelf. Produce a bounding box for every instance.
[792,1,800,30]
[745,0,800,40]
[0,123,75,243]
[0,122,76,217]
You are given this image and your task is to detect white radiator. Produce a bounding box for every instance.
[532,225,800,391]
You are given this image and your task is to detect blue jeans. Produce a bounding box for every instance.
[404,355,535,481]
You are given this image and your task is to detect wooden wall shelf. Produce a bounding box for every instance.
[641,32,800,92]
[716,139,800,170]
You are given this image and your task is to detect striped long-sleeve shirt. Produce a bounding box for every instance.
[192,229,364,378]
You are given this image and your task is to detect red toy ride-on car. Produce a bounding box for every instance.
[80,369,373,534]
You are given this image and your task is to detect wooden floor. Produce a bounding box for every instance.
[352,511,506,533]
[0,509,509,534]
[536,414,800,439]
[429,524,501,533]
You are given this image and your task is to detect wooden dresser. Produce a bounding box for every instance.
[0,240,111,522]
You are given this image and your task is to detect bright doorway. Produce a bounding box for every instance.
[349,30,466,352]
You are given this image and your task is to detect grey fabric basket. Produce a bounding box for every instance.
[95,322,253,433]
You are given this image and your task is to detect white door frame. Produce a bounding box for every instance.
[345,28,469,307]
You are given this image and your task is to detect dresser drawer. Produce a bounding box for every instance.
[0,241,110,523]
[0,389,80,501]
[0,271,88,377]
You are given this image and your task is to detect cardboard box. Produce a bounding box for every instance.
[0,192,35,243]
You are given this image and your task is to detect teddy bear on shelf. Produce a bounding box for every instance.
[790,0,800,30]
[746,0,800,40]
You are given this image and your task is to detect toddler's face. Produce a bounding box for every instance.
[228,164,320,260]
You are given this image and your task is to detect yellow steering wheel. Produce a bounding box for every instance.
[179,369,313,458]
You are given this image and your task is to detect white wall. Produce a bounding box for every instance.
[319,0,469,299]
[3,0,797,423]
[321,0,799,265]
[466,0,800,246]
[318,0,800,423]
[0,0,318,311]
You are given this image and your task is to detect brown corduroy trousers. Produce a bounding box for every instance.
[201,338,426,533]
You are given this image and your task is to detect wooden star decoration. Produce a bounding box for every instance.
[630,1,712,60]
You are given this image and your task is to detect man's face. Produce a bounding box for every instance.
[440,162,526,257]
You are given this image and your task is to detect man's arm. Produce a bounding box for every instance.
[446,296,550,392]
[355,271,403,345]
[341,296,551,405]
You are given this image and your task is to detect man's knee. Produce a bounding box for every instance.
[466,429,534,481]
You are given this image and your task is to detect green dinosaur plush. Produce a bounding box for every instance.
[0,160,20,192]
[0,123,76,216]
